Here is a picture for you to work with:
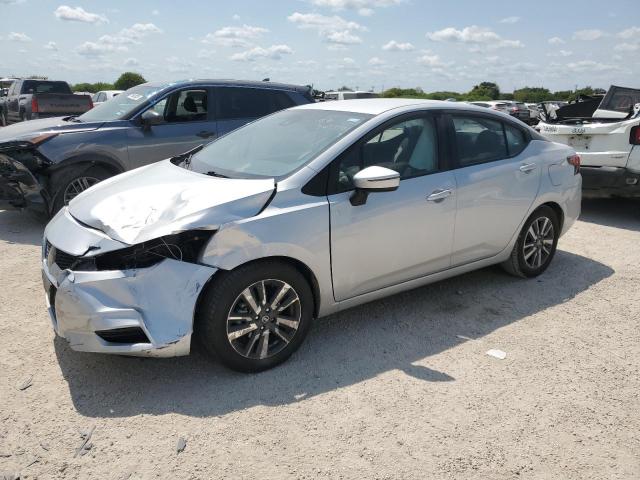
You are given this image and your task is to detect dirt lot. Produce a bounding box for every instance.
[1,198,639,479]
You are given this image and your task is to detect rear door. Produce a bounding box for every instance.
[126,87,217,167]
[447,113,541,266]
[328,112,457,301]
[214,87,296,136]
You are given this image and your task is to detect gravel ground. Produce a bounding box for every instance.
[0,198,639,479]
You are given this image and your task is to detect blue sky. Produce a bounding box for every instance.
[1,0,639,92]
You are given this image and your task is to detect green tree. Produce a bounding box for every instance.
[467,82,500,101]
[513,87,552,103]
[71,82,115,93]
[114,72,147,91]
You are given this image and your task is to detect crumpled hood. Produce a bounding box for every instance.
[0,117,102,143]
[67,160,275,245]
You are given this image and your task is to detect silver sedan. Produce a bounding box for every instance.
[42,99,582,371]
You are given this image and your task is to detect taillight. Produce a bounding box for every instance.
[630,126,640,145]
[511,107,518,112]
[31,97,39,113]
[567,154,581,174]
[88,98,94,110]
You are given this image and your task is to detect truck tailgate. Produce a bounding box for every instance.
[34,94,92,115]
[539,121,636,168]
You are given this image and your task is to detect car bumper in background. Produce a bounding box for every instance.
[581,166,640,198]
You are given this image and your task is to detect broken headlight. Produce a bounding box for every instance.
[85,230,215,271]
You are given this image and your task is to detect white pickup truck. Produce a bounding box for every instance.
[537,86,640,197]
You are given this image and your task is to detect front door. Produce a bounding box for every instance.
[127,87,217,168]
[328,113,457,301]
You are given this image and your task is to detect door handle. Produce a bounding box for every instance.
[426,189,452,202]
[519,163,536,173]
[196,131,216,139]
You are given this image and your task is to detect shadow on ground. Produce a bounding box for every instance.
[0,209,45,246]
[54,249,613,418]
[580,198,640,232]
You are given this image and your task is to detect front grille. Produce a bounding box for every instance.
[54,248,79,270]
[95,327,151,344]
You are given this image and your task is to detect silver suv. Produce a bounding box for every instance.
[42,99,582,372]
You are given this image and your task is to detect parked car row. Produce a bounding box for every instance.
[469,100,533,125]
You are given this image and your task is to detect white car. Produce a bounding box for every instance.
[537,86,640,197]
[92,90,124,106]
[324,91,379,101]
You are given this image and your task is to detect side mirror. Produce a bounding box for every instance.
[140,109,164,128]
[350,166,400,206]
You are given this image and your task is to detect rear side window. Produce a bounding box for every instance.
[452,116,507,166]
[217,87,295,120]
[505,123,527,156]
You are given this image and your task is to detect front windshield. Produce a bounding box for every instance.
[188,109,373,179]
[78,84,167,122]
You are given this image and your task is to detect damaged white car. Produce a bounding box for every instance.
[43,99,581,372]
[537,86,640,197]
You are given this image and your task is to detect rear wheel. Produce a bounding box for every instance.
[501,206,560,278]
[196,261,314,372]
[49,164,113,216]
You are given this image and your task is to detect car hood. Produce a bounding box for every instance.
[0,117,103,143]
[67,160,276,245]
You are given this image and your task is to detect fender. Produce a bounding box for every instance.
[46,152,126,175]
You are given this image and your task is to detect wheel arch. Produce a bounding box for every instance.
[195,256,322,321]
[537,201,565,232]
[48,152,126,176]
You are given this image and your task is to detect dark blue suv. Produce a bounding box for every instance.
[0,80,314,215]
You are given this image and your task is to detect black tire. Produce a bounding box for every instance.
[49,164,113,216]
[196,261,314,372]
[501,205,560,278]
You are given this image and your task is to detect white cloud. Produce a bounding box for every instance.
[566,60,614,72]
[44,41,58,50]
[197,49,216,59]
[310,0,401,16]
[76,41,126,56]
[124,57,139,66]
[417,52,447,67]
[572,29,606,41]
[547,49,573,57]
[499,16,520,24]
[232,14,241,21]
[8,32,31,42]
[203,24,268,48]
[151,9,159,15]
[288,12,365,46]
[548,36,565,45]
[230,44,293,61]
[98,23,163,46]
[617,26,640,39]
[368,56,385,66]
[165,56,195,73]
[382,40,414,51]
[54,5,108,24]
[614,42,639,52]
[427,26,523,49]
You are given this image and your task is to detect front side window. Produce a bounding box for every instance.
[187,109,372,179]
[452,115,507,166]
[159,89,208,123]
[332,115,439,193]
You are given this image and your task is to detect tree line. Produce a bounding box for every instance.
[71,72,147,93]
[381,82,606,103]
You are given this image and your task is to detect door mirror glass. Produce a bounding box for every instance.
[140,109,164,127]
[350,166,400,206]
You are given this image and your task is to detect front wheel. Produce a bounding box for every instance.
[196,261,314,372]
[501,206,560,278]
[49,164,113,216]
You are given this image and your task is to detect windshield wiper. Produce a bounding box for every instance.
[64,115,82,123]
[206,171,230,178]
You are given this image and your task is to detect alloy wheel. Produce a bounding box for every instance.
[226,279,301,360]
[523,216,555,269]
[63,176,100,205]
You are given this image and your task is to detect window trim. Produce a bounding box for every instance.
[444,111,532,169]
[324,110,445,195]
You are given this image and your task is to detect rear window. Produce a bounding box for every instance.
[600,87,640,113]
[217,87,295,120]
[21,81,71,95]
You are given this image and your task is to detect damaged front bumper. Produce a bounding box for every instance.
[42,209,217,357]
[0,142,50,214]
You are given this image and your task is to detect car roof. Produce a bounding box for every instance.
[294,98,469,115]
[143,79,311,94]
